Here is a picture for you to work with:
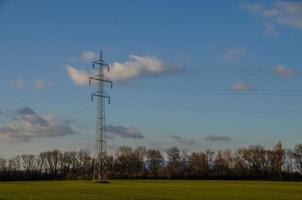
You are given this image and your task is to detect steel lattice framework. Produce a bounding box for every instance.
[89,51,112,183]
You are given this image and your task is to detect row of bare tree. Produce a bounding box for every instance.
[0,142,302,181]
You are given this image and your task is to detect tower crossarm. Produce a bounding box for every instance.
[89,76,113,88]
[91,93,111,104]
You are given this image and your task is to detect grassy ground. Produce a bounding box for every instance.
[0,180,301,200]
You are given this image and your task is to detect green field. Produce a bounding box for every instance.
[0,180,301,200]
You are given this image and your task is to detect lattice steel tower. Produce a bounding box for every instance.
[89,51,112,183]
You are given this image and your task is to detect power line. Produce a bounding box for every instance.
[112,103,302,116]
[1,85,296,114]
[1,84,302,107]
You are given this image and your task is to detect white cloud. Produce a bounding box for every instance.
[81,51,97,62]
[243,2,302,30]
[108,55,180,81]
[232,83,256,92]
[11,80,25,89]
[274,65,296,77]
[263,2,302,30]
[224,48,246,62]
[0,107,76,143]
[34,80,53,90]
[65,65,90,86]
[66,55,183,86]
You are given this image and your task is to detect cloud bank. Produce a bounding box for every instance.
[204,135,231,142]
[243,2,302,30]
[66,54,184,86]
[106,124,144,139]
[10,80,53,90]
[0,107,76,143]
[171,136,197,146]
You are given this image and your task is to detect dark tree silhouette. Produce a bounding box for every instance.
[0,142,302,181]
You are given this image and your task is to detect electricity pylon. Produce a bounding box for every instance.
[89,51,112,183]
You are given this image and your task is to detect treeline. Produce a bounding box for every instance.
[1,142,302,181]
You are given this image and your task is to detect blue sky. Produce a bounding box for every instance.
[0,0,302,157]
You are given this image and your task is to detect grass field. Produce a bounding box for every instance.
[0,180,301,200]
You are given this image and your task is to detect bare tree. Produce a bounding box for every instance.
[284,148,294,175]
[233,148,248,178]
[242,145,268,178]
[114,146,142,178]
[269,142,284,178]
[21,154,36,172]
[8,156,21,172]
[0,158,7,172]
[213,150,233,177]
[188,152,208,178]
[147,149,164,178]
[78,150,91,176]
[166,146,182,178]
[205,149,215,171]
[293,144,302,173]
[1,143,302,181]
[134,146,147,175]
